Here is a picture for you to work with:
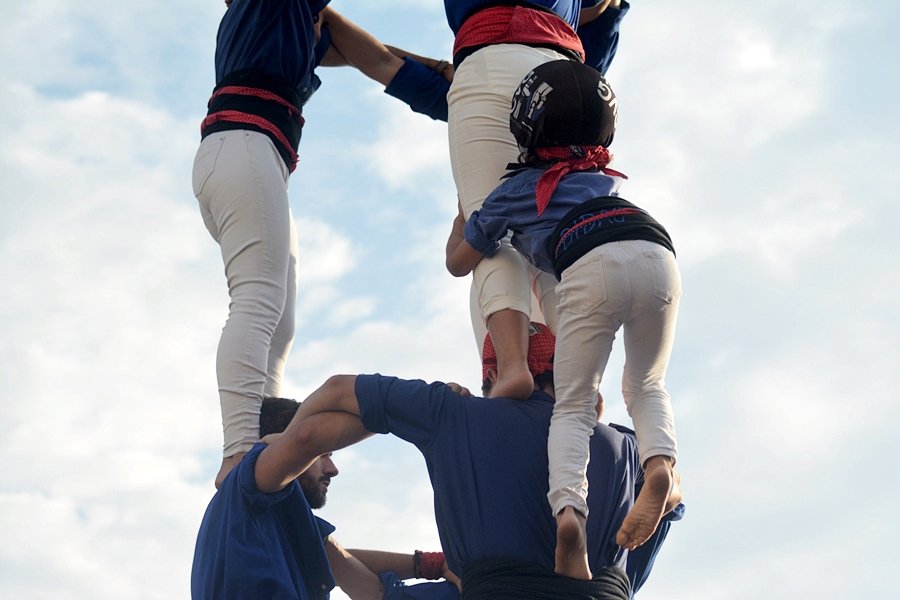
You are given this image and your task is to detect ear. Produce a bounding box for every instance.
[483,367,498,397]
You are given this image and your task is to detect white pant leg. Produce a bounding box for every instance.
[264,210,299,398]
[193,130,294,457]
[548,246,626,518]
[619,241,681,465]
[548,241,681,517]
[448,44,570,354]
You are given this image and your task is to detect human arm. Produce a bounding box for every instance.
[348,549,462,598]
[326,536,385,600]
[385,46,453,82]
[445,203,485,277]
[318,7,404,84]
[577,0,630,75]
[254,375,371,493]
[317,8,451,120]
[579,0,616,25]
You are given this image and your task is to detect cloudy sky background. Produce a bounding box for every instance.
[1,0,898,598]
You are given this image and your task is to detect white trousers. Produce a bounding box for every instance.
[548,241,681,517]
[448,44,569,352]
[192,130,299,457]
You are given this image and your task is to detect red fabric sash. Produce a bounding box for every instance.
[453,6,584,61]
[201,110,299,172]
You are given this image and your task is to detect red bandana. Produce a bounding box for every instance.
[534,146,626,216]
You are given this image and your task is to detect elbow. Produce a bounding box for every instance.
[445,257,470,278]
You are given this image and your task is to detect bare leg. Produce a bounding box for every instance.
[555,506,592,580]
[485,309,533,400]
[616,455,675,550]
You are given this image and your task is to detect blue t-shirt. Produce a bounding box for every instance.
[579,0,630,74]
[465,168,625,273]
[443,1,581,34]
[379,572,460,600]
[355,375,641,576]
[191,443,335,600]
[215,0,332,104]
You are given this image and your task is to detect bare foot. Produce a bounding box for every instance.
[555,506,592,580]
[488,363,534,400]
[616,456,674,550]
[214,452,246,489]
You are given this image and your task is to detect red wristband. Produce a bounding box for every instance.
[418,551,444,580]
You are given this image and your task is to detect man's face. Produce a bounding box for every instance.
[299,453,338,509]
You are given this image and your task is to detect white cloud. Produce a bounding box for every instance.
[2,1,900,598]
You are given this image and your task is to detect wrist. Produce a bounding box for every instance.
[413,550,445,580]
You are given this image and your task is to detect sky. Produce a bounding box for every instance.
[1,0,899,598]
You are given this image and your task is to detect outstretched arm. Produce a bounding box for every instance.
[320,8,451,85]
[445,203,485,277]
[255,375,372,493]
[326,537,385,600]
[579,0,618,25]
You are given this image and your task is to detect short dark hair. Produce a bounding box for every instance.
[260,397,300,437]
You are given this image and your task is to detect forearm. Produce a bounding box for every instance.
[321,8,403,86]
[579,0,614,25]
[255,376,370,493]
[347,549,417,580]
[327,538,385,600]
[445,212,483,277]
[385,45,453,81]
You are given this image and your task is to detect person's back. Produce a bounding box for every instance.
[355,374,637,599]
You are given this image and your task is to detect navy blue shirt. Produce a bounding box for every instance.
[191,443,335,600]
[579,0,630,74]
[356,375,641,577]
[465,168,625,274]
[443,0,581,34]
[215,0,332,104]
[379,572,460,600]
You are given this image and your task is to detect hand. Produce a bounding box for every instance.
[442,561,462,592]
[445,382,472,397]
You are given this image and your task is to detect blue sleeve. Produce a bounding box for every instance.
[463,184,519,257]
[237,443,296,512]
[379,572,460,600]
[578,0,630,74]
[356,374,460,450]
[384,58,450,122]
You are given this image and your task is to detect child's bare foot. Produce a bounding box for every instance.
[555,506,592,580]
[214,452,246,489]
[487,363,534,400]
[616,456,674,550]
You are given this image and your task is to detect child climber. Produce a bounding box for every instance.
[445,59,682,581]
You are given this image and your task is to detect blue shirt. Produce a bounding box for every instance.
[215,0,332,104]
[379,573,460,600]
[191,443,335,600]
[443,1,581,34]
[579,0,630,74]
[355,375,641,577]
[464,168,624,273]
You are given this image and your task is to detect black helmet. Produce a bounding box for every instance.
[509,59,617,150]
